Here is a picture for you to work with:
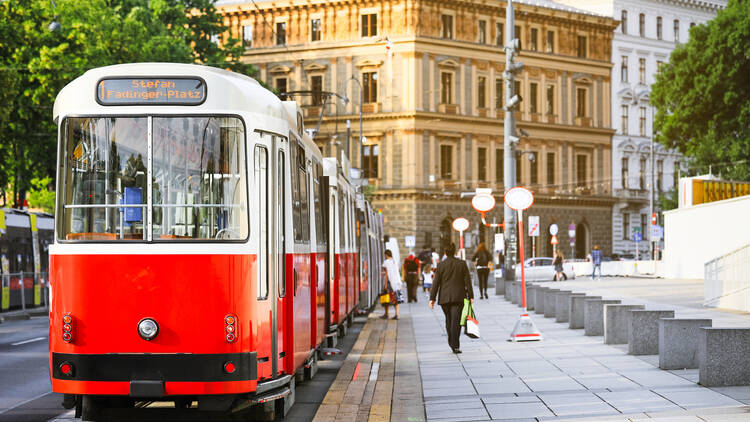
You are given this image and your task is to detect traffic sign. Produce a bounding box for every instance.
[472,193,496,213]
[494,233,504,252]
[633,229,642,242]
[549,224,559,236]
[651,225,664,240]
[568,223,576,239]
[404,235,416,248]
[528,216,540,237]
[452,217,470,232]
[504,187,534,211]
[550,235,558,245]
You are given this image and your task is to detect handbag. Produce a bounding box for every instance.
[464,304,480,338]
[379,291,391,304]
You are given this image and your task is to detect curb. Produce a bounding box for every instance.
[0,307,48,323]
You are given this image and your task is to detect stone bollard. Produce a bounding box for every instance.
[534,287,549,315]
[544,290,567,318]
[570,295,601,329]
[556,292,585,323]
[658,318,712,370]
[584,299,622,336]
[603,304,645,344]
[628,310,675,355]
[699,328,750,387]
[526,285,537,311]
[494,271,505,296]
[510,282,520,304]
[504,280,513,301]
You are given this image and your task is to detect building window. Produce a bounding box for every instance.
[478,20,486,44]
[621,10,628,34]
[641,214,648,234]
[639,107,647,136]
[622,157,629,188]
[546,85,554,115]
[576,88,587,118]
[311,18,321,41]
[674,19,680,42]
[363,72,377,104]
[657,16,663,40]
[361,144,379,178]
[440,72,453,104]
[623,213,631,240]
[477,76,487,108]
[639,157,646,189]
[621,105,629,134]
[639,13,645,37]
[657,160,663,191]
[496,149,504,183]
[242,24,253,48]
[576,154,588,187]
[546,152,555,186]
[690,22,696,29]
[496,22,504,46]
[530,151,538,184]
[276,22,286,45]
[514,25,521,49]
[657,60,665,73]
[514,80,521,102]
[495,79,503,109]
[440,144,453,179]
[477,147,487,181]
[311,75,323,106]
[529,82,538,114]
[275,77,287,94]
[639,58,646,84]
[530,28,538,51]
[516,155,521,184]
[577,36,587,58]
[361,13,377,37]
[621,55,628,82]
[441,15,453,39]
[546,30,554,53]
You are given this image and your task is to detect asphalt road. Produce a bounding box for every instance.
[0,315,363,422]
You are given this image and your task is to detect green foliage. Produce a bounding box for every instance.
[0,0,258,208]
[27,177,55,213]
[651,0,750,180]
[658,188,679,212]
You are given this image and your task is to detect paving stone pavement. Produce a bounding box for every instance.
[408,285,750,422]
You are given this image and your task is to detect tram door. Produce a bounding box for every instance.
[327,189,338,327]
[273,139,287,377]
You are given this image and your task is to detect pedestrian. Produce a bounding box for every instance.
[429,243,474,354]
[553,250,565,281]
[591,245,603,280]
[403,253,421,303]
[418,246,431,268]
[422,263,433,295]
[381,249,403,319]
[473,242,492,299]
[431,248,440,269]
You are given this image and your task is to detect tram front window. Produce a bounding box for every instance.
[58,116,248,242]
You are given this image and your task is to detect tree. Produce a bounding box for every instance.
[651,0,750,181]
[0,0,257,208]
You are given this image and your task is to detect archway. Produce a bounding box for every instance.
[575,222,590,259]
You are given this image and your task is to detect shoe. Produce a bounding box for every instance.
[379,314,388,319]
[452,348,462,354]
[391,315,399,320]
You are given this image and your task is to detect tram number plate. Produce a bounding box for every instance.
[130,380,165,398]
[97,78,206,105]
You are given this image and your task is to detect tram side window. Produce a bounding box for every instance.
[59,117,148,241]
[152,117,248,241]
[313,163,325,248]
[338,192,345,250]
[292,139,309,243]
[255,145,269,299]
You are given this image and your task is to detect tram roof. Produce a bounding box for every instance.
[53,63,287,124]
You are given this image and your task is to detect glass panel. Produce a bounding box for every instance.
[60,117,148,241]
[152,117,247,240]
[255,145,269,299]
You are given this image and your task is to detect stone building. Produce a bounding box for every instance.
[216,0,619,260]
[557,0,726,258]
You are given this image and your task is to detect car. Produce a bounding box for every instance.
[522,257,576,281]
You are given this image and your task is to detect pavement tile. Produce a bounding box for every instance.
[596,389,682,413]
[485,402,555,419]
[520,374,586,392]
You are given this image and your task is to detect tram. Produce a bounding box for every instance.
[49,63,383,421]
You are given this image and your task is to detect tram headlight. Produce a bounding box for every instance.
[137,318,159,341]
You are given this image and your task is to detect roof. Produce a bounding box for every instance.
[515,0,608,17]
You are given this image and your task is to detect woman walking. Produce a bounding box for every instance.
[473,242,492,299]
[553,251,565,281]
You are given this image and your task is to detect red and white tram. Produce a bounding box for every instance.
[49,63,383,420]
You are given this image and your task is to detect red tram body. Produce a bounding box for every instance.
[49,63,383,420]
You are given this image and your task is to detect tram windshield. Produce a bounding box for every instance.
[58,116,248,242]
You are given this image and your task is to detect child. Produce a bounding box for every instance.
[422,263,433,295]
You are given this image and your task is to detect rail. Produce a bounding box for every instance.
[704,243,750,312]
[1,271,50,314]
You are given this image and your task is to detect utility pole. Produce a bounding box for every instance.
[649,106,654,260]
[503,0,523,282]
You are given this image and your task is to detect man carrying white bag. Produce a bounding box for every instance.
[460,299,480,339]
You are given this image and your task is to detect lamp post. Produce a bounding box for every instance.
[346,76,364,166]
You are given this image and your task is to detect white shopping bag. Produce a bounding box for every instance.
[465,316,480,339]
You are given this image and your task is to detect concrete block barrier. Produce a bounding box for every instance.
[526,285,537,311]
[504,280,513,300]
[627,310,675,355]
[544,289,565,318]
[604,304,645,344]
[570,295,601,329]
[534,287,549,315]
[556,292,585,323]
[658,318,712,370]
[699,328,750,387]
[584,299,622,336]
[510,282,520,304]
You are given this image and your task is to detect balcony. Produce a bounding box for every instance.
[530,112,542,123]
[614,188,649,200]
[362,102,380,113]
[575,116,592,127]
[545,114,557,124]
[477,108,488,118]
[495,110,505,119]
[439,103,458,114]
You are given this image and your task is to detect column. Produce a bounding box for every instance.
[428,54,435,112]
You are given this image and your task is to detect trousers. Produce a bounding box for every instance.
[406,273,419,302]
[441,302,463,351]
[592,264,602,279]
[477,268,489,296]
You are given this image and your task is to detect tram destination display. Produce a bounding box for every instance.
[96,77,206,105]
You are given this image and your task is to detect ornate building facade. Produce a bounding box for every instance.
[558,0,726,257]
[217,0,619,259]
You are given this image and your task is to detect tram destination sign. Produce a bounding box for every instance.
[97,77,206,105]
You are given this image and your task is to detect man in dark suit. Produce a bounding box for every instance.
[429,243,474,353]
